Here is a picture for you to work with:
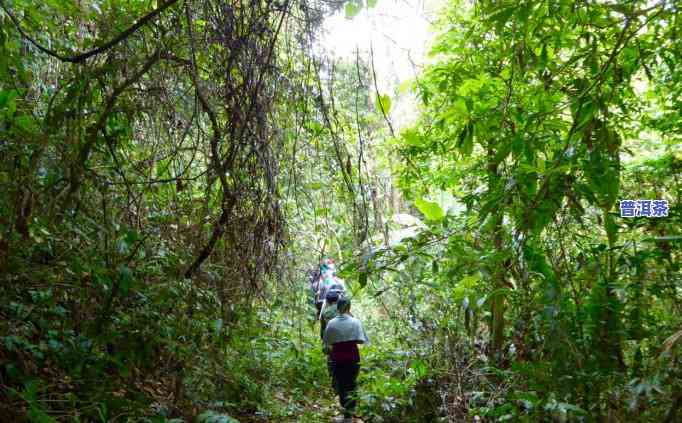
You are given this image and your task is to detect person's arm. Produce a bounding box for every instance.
[316,278,326,302]
[322,325,332,354]
[318,299,327,321]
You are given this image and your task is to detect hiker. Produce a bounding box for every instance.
[320,290,340,340]
[323,297,368,423]
[314,258,346,319]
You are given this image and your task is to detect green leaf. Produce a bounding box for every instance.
[539,43,548,70]
[575,100,595,131]
[358,271,367,288]
[376,93,391,114]
[403,129,421,146]
[212,319,223,336]
[366,0,378,8]
[458,122,474,156]
[410,359,428,378]
[452,98,468,116]
[118,265,132,296]
[345,1,362,18]
[494,139,512,163]
[5,90,17,117]
[0,89,11,109]
[605,212,618,246]
[415,198,445,221]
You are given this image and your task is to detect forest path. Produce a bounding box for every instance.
[267,321,370,423]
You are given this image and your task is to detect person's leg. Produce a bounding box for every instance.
[328,356,336,389]
[332,362,350,418]
[344,362,360,417]
[334,362,360,418]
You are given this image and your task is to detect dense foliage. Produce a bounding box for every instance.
[378,0,682,421]
[0,0,680,422]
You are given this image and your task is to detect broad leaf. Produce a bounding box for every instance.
[415,198,444,221]
[345,1,362,18]
[376,93,391,114]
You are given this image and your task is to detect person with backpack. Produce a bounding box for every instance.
[320,290,340,340]
[323,297,368,423]
[313,258,346,320]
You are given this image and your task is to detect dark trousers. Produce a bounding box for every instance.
[330,361,360,418]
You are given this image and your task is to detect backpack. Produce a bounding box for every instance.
[318,277,346,304]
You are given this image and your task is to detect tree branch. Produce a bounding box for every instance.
[59,47,162,214]
[0,0,178,63]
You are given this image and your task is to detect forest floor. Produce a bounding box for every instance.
[238,361,363,423]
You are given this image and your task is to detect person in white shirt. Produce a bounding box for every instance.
[324,298,368,423]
